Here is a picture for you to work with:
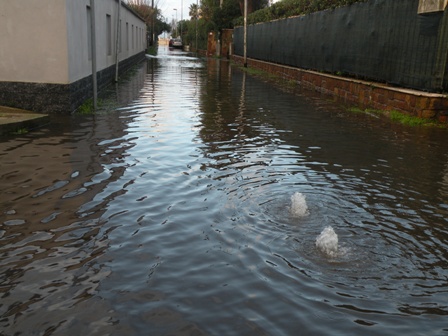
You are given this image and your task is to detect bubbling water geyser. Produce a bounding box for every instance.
[315,226,339,257]
[289,192,309,217]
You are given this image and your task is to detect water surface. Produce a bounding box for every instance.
[1,47,447,335]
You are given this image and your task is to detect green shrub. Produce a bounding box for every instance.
[234,0,367,25]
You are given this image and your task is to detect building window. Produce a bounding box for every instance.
[132,25,134,50]
[87,6,92,60]
[126,22,129,51]
[107,14,112,56]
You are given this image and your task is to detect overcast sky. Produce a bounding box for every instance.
[158,0,197,23]
[157,0,280,24]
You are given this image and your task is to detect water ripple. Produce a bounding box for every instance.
[1,49,447,335]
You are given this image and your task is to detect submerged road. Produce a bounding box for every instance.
[1,46,448,335]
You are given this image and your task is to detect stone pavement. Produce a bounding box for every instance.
[0,106,49,136]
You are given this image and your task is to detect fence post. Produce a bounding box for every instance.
[432,9,448,91]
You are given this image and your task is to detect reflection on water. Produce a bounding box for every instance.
[1,46,448,335]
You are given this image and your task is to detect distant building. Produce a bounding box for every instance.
[0,0,147,114]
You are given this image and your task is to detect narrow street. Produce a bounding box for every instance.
[1,46,447,335]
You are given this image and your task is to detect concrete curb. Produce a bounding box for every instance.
[0,106,49,136]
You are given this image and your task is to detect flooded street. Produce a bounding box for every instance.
[1,47,448,335]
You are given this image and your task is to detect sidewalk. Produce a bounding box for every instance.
[0,106,49,136]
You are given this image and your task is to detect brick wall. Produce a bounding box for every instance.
[233,55,448,123]
[234,0,448,93]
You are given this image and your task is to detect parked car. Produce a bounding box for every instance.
[169,38,183,49]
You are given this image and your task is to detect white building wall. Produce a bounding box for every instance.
[66,0,91,83]
[66,0,147,83]
[0,0,69,84]
[0,0,146,85]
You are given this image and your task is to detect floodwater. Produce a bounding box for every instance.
[1,47,448,336]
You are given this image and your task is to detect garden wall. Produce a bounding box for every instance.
[234,0,448,93]
[232,55,448,123]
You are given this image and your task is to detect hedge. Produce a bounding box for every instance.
[234,0,368,25]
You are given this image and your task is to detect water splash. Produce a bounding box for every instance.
[316,226,338,257]
[289,192,309,217]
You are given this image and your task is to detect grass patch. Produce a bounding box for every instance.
[286,79,298,88]
[233,62,280,82]
[388,110,439,127]
[147,45,157,56]
[76,98,96,115]
[347,107,445,127]
[12,128,28,135]
[76,97,115,115]
[243,67,265,76]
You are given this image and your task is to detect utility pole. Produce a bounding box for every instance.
[217,0,223,57]
[90,0,97,109]
[173,8,177,37]
[195,0,198,52]
[244,0,247,67]
[115,0,121,82]
[180,0,183,39]
[151,0,155,46]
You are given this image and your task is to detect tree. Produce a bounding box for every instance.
[238,0,268,15]
[213,0,241,31]
[189,3,199,20]
[198,0,267,32]
[200,0,218,22]
[182,0,269,51]
[127,0,156,24]
[126,0,170,43]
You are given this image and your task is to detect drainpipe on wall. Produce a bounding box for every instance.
[115,0,121,82]
[90,0,98,110]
